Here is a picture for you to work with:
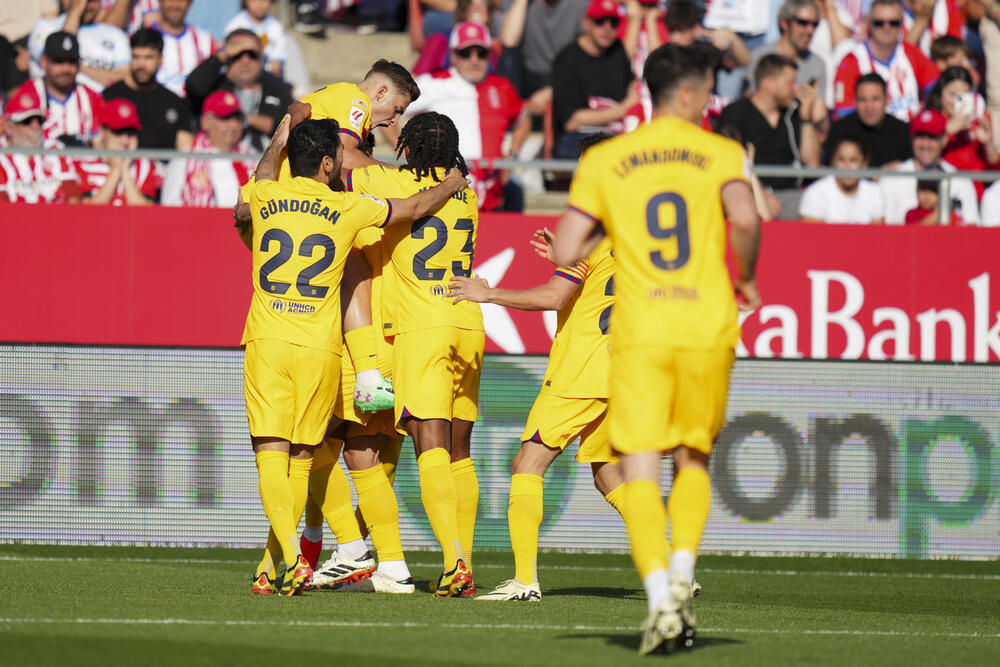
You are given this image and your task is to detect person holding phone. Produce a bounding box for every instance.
[923,65,1000,197]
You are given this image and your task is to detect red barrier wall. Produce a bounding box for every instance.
[2,203,998,361]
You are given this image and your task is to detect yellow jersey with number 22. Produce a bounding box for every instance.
[241,176,391,354]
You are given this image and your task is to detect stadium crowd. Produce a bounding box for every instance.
[2,0,1000,223]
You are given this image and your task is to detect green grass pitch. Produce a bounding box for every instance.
[0,545,997,666]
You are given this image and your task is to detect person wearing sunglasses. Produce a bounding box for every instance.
[551,0,638,159]
[185,28,293,151]
[833,0,938,122]
[746,0,827,112]
[395,22,530,212]
[0,89,81,204]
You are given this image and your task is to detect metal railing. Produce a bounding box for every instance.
[4,144,999,223]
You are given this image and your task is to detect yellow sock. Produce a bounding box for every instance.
[255,532,281,578]
[288,457,313,525]
[417,448,461,571]
[603,483,627,517]
[310,461,364,545]
[508,473,543,585]
[451,457,479,568]
[350,464,404,561]
[668,467,711,554]
[344,325,378,373]
[622,479,670,580]
[355,437,403,538]
[304,495,323,531]
[381,437,402,484]
[255,450,299,565]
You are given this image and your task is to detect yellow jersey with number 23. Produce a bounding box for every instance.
[348,164,483,336]
[567,115,748,351]
[241,176,391,354]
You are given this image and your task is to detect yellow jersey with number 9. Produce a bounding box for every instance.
[567,115,747,351]
[241,176,391,354]
[348,164,483,335]
[277,83,373,180]
[543,237,614,399]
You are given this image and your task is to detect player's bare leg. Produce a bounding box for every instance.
[407,417,471,596]
[342,251,392,413]
[450,418,478,571]
[338,434,414,593]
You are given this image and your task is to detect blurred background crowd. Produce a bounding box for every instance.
[2,0,1000,224]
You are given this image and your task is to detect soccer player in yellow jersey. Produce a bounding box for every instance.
[551,43,762,654]
[243,115,468,596]
[306,225,415,594]
[348,112,484,597]
[450,226,624,602]
[238,59,421,413]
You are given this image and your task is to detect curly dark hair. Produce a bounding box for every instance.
[395,112,469,183]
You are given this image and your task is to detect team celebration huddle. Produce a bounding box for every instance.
[239,41,761,656]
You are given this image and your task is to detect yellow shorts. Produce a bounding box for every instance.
[244,339,342,446]
[608,345,734,456]
[521,389,615,463]
[393,326,484,429]
[345,410,400,439]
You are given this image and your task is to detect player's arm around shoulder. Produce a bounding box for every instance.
[384,169,470,226]
[450,272,579,311]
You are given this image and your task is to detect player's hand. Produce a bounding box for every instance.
[734,278,761,312]
[272,113,291,145]
[288,101,312,129]
[442,167,471,195]
[233,201,251,230]
[624,0,642,21]
[530,227,557,264]
[448,275,491,304]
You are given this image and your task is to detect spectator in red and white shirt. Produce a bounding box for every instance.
[833,0,939,121]
[922,66,998,197]
[150,0,215,98]
[903,0,962,56]
[76,98,162,206]
[0,90,81,204]
[9,32,104,146]
[397,22,530,211]
[160,89,254,207]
